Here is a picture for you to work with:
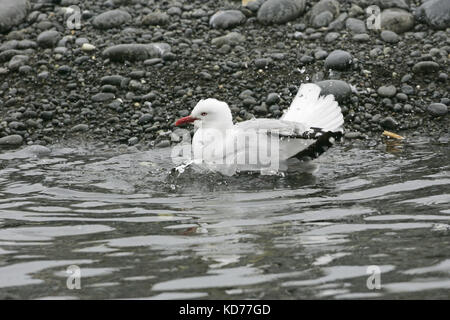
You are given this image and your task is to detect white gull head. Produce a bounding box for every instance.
[175,98,233,130]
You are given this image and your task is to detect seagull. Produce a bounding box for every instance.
[174,83,344,176]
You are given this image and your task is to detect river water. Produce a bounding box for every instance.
[0,135,449,299]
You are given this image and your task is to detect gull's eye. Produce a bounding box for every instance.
[201,112,207,116]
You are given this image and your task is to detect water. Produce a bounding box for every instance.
[0,135,449,299]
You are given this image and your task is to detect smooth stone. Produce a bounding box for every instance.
[380,116,398,130]
[245,0,265,12]
[71,124,89,132]
[211,32,245,46]
[142,12,169,25]
[138,114,153,125]
[257,0,306,25]
[81,43,96,51]
[0,49,24,63]
[312,11,334,28]
[266,93,280,105]
[415,0,450,30]
[144,58,163,66]
[92,9,131,29]
[0,0,28,33]
[309,0,340,28]
[128,137,139,146]
[209,10,246,29]
[101,75,125,86]
[324,50,353,71]
[380,30,399,43]
[380,8,414,34]
[378,85,397,97]
[314,49,328,60]
[346,18,366,33]
[375,0,410,10]
[155,140,170,148]
[324,32,339,42]
[315,80,352,102]
[353,33,370,42]
[345,131,362,139]
[21,145,51,156]
[412,61,440,74]
[91,93,115,102]
[8,55,29,71]
[328,12,347,30]
[102,43,171,62]
[167,7,182,16]
[254,58,272,68]
[427,103,448,116]
[37,30,61,48]
[0,134,23,145]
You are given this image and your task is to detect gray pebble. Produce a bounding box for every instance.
[0,134,23,146]
[427,103,448,116]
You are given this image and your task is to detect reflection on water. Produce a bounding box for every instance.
[0,135,449,299]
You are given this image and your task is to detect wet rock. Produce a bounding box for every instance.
[345,131,362,139]
[314,50,328,60]
[324,32,339,42]
[346,18,366,33]
[380,8,414,34]
[92,93,115,102]
[8,55,29,71]
[209,10,246,29]
[211,32,245,46]
[375,0,410,10]
[155,140,170,148]
[348,4,364,17]
[254,58,272,68]
[378,85,397,97]
[40,111,53,120]
[427,103,448,116]
[101,75,125,86]
[138,114,153,125]
[415,0,450,30]
[144,58,163,66]
[380,116,398,130]
[128,137,139,146]
[257,0,306,25]
[324,50,353,71]
[412,61,440,74]
[244,0,265,12]
[328,12,347,30]
[380,30,399,43]
[401,84,414,94]
[309,0,340,28]
[102,43,171,62]
[316,80,352,102]
[21,145,51,157]
[71,124,89,132]
[92,9,131,30]
[353,33,370,42]
[142,12,169,25]
[81,43,96,52]
[266,93,280,105]
[0,40,19,51]
[37,30,61,48]
[0,0,28,34]
[312,11,334,28]
[0,134,23,145]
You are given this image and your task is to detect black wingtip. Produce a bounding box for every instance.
[293,131,342,162]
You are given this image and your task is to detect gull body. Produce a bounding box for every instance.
[175,83,344,175]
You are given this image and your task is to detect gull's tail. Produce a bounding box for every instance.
[281,83,344,132]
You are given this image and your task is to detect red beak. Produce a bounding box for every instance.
[175,115,197,126]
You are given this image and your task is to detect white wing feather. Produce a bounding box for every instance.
[281,83,344,132]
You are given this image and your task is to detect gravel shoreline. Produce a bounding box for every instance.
[0,0,448,149]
